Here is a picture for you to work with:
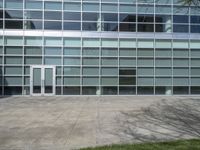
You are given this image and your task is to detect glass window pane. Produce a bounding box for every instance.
[5,67,22,75]
[138,39,154,48]
[155,68,172,76]
[25,1,43,9]
[25,47,42,55]
[4,77,22,85]
[119,58,136,66]
[83,3,99,11]
[101,68,118,76]
[5,47,23,55]
[25,21,43,30]
[83,48,99,56]
[5,57,22,64]
[64,2,81,11]
[45,57,62,65]
[64,22,81,30]
[44,37,62,46]
[64,67,80,75]
[102,58,118,66]
[173,78,189,86]
[44,11,62,20]
[120,4,136,13]
[101,77,118,85]
[64,58,80,65]
[83,58,99,66]
[102,48,118,56]
[5,20,23,29]
[138,77,154,86]
[5,37,23,46]
[119,48,136,56]
[155,78,172,86]
[64,38,81,47]
[64,48,81,55]
[83,68,99,76]
[83,39,100,47]
[44,21,62,30]
[102,39,118,47]
[25,37,42,46]
[102,4,118,12]
[173,68,189,76]
[83,77,99,86]
[5,0,23,9]
[5,10,23,19]
[119,39,136,48]
[25,57,42,65]
[138,68,154,76]
[45,47,62,55]
[138,58,154,67]
[64,12,81,20]
[64,77,80,85]
[44,2,62,10]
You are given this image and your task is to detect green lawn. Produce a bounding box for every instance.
[80,139,200,150]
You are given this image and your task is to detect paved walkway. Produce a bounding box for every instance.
[0,96,199,150]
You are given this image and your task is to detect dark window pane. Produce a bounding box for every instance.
[82,22,97,31]
[5,10,23,19]
[120,23,136,32]
[102,87,117,95]
[155,15,171,23]
[0,10,3,18]
[82,87,99,95]
[119,77,136,85]
[119,69,136,75]
[24,11,42,19]
[155,86,172,95]
[56,87,62,95]
[120,14,136,22]
[44,11,62,20]
[63,86,80,95]
[138,15,154,22]
[83,13,99,21]
[137,86,154,95]
[191,86,200,94]
[25,20,42,29]
[102,23,118,31]
[138,24,154,32]
[191,25,200,33]
[5,20,23,29]
[4,86,22,95]
[173,15,189,23]
[191,16,200,24]
[156,24,165,32]
[64,12,81,21]
[119,87,136,95]
[173,25,189,33]
[173,86,189,95]
[102,13,118,22]
[0,20,2,29]
[44,21,62,30]
[64,22,81,30]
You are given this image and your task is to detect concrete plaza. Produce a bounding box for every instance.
[0,96,199,150]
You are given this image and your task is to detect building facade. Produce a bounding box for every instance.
[0,0,200,95]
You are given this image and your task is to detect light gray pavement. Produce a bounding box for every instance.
[0,96,199,150]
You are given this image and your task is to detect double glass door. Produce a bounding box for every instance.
[30,66,55,96]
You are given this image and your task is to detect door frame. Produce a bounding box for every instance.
[30,65,56,96]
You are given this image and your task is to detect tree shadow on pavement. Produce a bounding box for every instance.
[115,98,200,143]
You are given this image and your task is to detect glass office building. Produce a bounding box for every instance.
[0,0,200,96]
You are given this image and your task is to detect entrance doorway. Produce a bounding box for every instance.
[30,66,55,96]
